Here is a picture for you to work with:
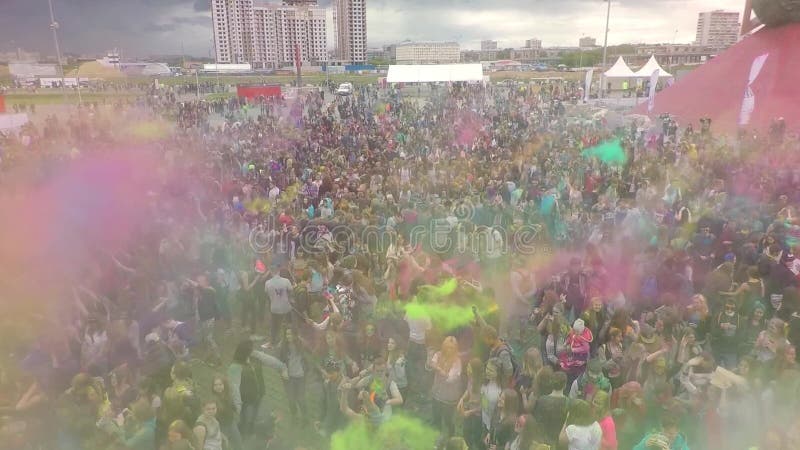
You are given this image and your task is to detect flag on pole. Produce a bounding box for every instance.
[739,53,769,126]
[584,69,594,102]
[647,68,659,113]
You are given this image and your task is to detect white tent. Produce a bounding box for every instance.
[0,113,30,132]
[386,64,484,83]
[634,55,673,78]
[603,56,636,78]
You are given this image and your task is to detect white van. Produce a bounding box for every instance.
[336,82,353,96]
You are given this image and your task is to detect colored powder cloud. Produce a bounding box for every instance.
[331,413,438,450]
[126,120,171,142]
[540,194,556,216]
[582,139,627,166]
[0,151,159,320]
[404,278,496,330]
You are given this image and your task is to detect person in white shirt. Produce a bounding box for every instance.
[264,267,293,348]
[559,399,602,450]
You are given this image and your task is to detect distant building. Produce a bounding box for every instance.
[254,2,328,67]
[366,47,389,61]
[696,10,740,49]
[460,50,481,63]
[632,43,717,67]
[394,41,460,64]
[524,38,542,49]
[8,63,59,83]
[481,40,498,51]
[538,46,579,65]
[579,37,597,48]
[0,49,41,63]
[211,0,328,68]
[334,0,367,63]
[510,47,541,63]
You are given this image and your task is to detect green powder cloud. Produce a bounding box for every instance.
[403,278,496,330]
[582,139,628,166]
[331,413,439,450]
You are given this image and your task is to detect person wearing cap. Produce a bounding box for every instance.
[568,358,611,401]
[562,319,593,380]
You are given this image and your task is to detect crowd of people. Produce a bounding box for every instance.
[1,75,800,450]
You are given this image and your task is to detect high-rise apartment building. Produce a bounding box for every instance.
[481,40,498,51]
[212,0,257,64]
[334,0,367,63]
[695,10,740,49]
[524,38,542,49]
[212,0,327,68]
[394,41,460,65]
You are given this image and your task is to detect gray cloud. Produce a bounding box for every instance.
[194,0,211,11]
[0,0,736,57]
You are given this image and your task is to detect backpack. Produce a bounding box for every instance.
[491,340,520,388]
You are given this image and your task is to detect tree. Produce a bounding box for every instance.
[368,57,390,66]
[560,49,602,68]
[496,49,512,60]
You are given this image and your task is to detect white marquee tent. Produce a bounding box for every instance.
[634,55,673,78]
[386,64,484,83]
[603,56,636,78]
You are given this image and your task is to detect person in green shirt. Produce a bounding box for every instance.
[634,414,690,450]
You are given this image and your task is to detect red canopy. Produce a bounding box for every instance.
[632,23,800,134]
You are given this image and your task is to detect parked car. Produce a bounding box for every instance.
[336,83,353,96]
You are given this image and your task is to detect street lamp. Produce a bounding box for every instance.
[601,0,611,68]
[601,0,612,97]
[48,0,68,103]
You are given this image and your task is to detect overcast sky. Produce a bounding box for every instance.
[0,0,742,57]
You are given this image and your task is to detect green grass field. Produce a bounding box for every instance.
[4,92,137,106]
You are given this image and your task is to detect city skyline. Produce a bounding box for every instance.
[1,0,741,58]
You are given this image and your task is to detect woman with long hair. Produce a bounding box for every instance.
[518,347,544,412]
[428,336,463,446]
[384,232,403,300]
[356,322,383,370]
[542,303,570,370]
[592,390,618,450]
[386,337,408,402]
[686,294,711,347]
[508,414,542,450]
[210,376,242,450]
[487,388,521,450]
[316,329,358,378]
[559,399,602,450]
[581,297,608,352]
[481,358,504,443]
[457,357,484,450]
[161,420,196,450]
